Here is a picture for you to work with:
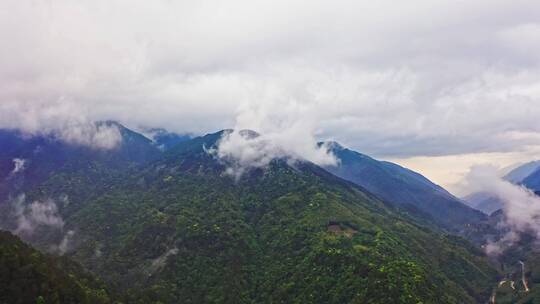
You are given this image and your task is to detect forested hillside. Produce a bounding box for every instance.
[0,230,114,304]
[0,127,500,303]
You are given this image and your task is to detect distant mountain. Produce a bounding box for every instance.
[504,160,540,184]
[322,142,486,232]
[0,230,114,304]
[462,192,504,216]
[522,168,540,194]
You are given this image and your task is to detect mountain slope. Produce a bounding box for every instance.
[0,230,114,304]
[323,142,486,232]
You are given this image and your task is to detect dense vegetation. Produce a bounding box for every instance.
[0,126,500,303]
[0,230,114,304]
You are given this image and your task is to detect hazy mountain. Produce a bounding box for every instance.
[462,192,504,216]
[522,168,540,194]
[504,160,540,184]
[323,142,486,232]
[0,127,499,303]
[141,128,192,151]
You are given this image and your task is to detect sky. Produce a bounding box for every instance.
[2,0,540,191]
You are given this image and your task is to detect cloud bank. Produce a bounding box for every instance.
[1,1,540,157]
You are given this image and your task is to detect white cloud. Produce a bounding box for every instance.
[53,121,122,150]
[211,95,338,178]
[214,129,337,179]
[1,0,540,158]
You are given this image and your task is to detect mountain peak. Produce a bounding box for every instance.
[323,140,345,151]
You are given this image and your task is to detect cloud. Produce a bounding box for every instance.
[10,158,26,175]
[13,195,65,236]
[214,129,337,179]
[484,231,520,256]
[1,1,540,157]
[460,165,540,254]
[212,100,338,178]
[52,122,122,150]
[54,230,75,255]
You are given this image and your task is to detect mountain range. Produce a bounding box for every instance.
[0,123,503,303]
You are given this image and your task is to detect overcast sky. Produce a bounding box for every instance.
[2,0,540,190]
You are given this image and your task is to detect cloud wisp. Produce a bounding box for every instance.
[54,230,75,255]
[10,158,26,175]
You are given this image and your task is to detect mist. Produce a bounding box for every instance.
[461,165,540,254]
[12,195,65,236]
[10,158,26,175]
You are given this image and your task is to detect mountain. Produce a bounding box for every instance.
[323,142,486,232]
[521,168,540,194]
[462,192,504,216]
[0,128,499,303]
[504,161,540,184]
[141,128,192,151]
[0,122,161,204]
[0,230,114,304]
